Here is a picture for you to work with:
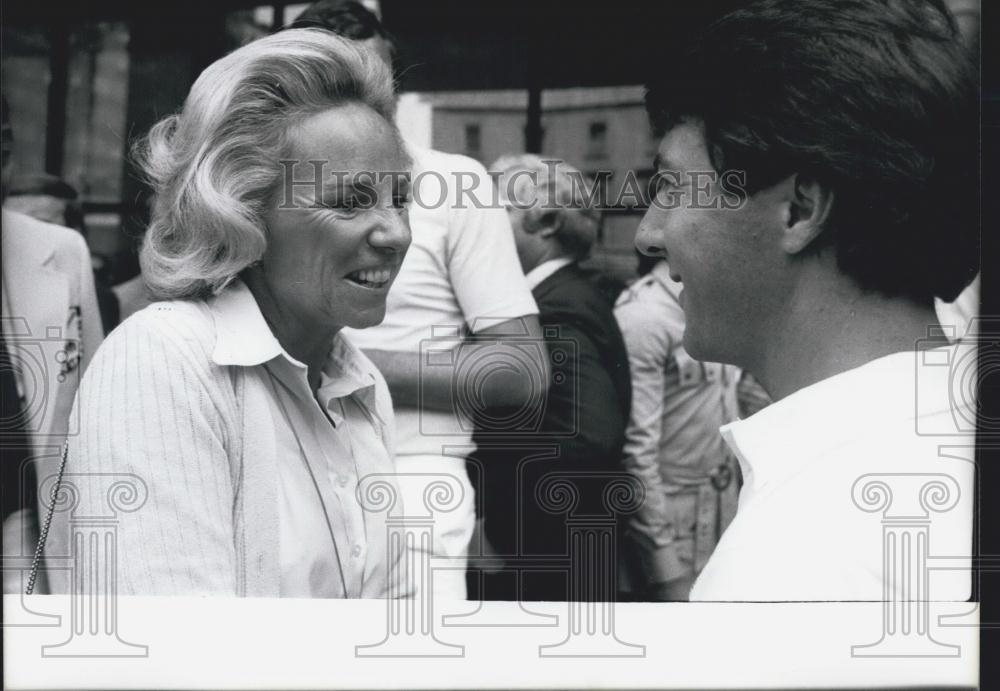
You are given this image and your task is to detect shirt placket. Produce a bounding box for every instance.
[315,396,368,596]
[268,360,359,598]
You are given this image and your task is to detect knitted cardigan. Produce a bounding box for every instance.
[42,294,395,596]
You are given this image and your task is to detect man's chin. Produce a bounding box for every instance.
[681,328,718,363]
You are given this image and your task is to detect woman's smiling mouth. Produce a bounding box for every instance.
[345,267,393,289]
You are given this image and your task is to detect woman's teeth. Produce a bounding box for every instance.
[348,269,391,286]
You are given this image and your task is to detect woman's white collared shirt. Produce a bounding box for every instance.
[47,280,406,598]
[209,281,399,599]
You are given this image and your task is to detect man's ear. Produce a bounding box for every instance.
[525,208,563,238]
[780,173,834,255]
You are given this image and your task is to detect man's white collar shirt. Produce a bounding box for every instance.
[525,257,575,290]
[690,346,976,601]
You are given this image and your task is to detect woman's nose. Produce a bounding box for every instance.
[370,207,411,254]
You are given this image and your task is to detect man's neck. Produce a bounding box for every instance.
[753,276,945,402]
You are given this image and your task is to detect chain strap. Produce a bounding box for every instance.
[25,439,69,595]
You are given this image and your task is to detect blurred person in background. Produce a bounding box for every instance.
[474,154,631,601]
[292,0,548,601]
[43,30,413,597]
[4,173,85,229]
[111,270,154,324]
[1,97,104,594]
[615,253,741,601]
[5,172,120,331]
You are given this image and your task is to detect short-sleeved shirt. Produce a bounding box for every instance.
[343,143,538,456]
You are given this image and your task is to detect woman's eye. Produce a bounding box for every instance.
[323,197,361,213]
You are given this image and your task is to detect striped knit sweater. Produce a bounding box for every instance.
[41,295,396,597]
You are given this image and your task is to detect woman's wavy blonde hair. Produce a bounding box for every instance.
[134,28,396,299]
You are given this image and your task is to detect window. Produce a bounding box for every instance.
[464,123,482,157]
[586,121,608,159]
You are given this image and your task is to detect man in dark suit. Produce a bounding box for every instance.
[471,154,631,601]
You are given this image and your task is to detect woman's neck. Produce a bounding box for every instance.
[243,270,339,392]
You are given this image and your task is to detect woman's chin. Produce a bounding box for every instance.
[342,308,387,331]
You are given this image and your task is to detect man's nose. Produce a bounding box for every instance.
[634,211,667,257]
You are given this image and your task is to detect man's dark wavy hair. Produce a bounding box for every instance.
[646,0,979,304]
[288,0,395,55]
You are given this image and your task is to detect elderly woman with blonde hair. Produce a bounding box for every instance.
[39,29,412,597]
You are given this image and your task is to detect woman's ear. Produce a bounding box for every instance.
[781,173,834,255]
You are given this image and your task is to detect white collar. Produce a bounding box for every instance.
[206,279,382,423]
[720,348,965,492]
[208,279,288,367]
[525,257,575,290]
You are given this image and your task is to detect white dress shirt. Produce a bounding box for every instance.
[265,339,394,599]
[524,256,575,290]
[690,346,975,601]
[211,284,398,599]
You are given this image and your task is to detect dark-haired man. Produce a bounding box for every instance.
[636,0,978,600]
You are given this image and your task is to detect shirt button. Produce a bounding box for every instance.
[351,544,363,558]
[337,474,350,488]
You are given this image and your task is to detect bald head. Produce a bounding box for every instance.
[490,154,601,271]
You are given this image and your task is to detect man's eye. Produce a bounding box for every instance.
[655,181,675,198]
[655,175,687,196]
[392,194,411,211]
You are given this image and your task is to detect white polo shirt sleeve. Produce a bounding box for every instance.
[441,154,538,332]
